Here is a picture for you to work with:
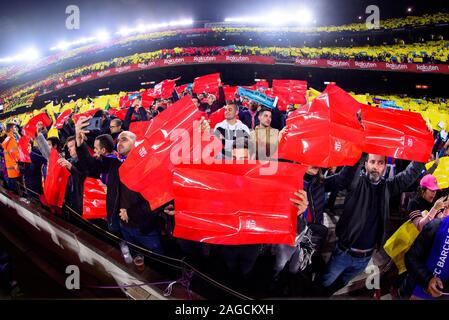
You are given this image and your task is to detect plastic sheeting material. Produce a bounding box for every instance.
[173,161,307,245]
[22,113,52,138]
[18,135,32,163]
[43,149,70,208]
[54,109,72,129]
[83,177,107,220]
[278,85,364,167]
[193,73,220,95]
[361,105,433,162]
[120,96,208,209]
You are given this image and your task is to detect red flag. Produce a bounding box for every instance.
[151,77,180,99]
[119,96,204,209]
[129,121,152,140]
[18,135,32,163]
[22,113,52,137]
[193,73,220,95]
[208,107,226,128]
[43,149,70,208]
[172,162,307,245]
[278,85,364,167]
[176,84,189,96]
[55,109,72,129]
[141,89,155,108]
[223,86,238,101]
[361,106,433,162]
[272,79,307,108]
[73,108,100,123]
[82,178,107,220]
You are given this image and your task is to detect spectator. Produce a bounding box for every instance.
[409,195,449,232]
[75,118,163,253]
[109,119,123,144]
[407,174,440,213]
[403,216,449,299]
[317,153,426,295]
[1,123,23,196]
[213,102,251,159]
[199,85,225,116]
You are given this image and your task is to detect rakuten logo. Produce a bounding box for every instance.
[226,56,250,63]
[385,63,408,71]
[295,58,319,65]
[164,58,185,65]
[116,66,131,73]
[138,62,156,69]
[327,60,350,68]
[355,61,378,69]
[193,56,217,63]
[97,70,111,77]
[416,65,439,72]
[67,79,78,85]
[80,75,92,81]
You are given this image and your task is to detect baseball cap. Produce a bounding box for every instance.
[420,174,440,191]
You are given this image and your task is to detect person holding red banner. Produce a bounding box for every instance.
[317,153,428,296]
[75,117,163,254]
[198,85,225,116]
[109,119,123,145]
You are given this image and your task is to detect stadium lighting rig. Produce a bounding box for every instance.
[225,8,313,26]
[0,47,40,64]
[116,19,194,36]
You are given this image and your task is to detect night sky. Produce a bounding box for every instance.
[0,0,447,57]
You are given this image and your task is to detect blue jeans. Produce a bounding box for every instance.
[120,223,164,255]
[320,246,371,288]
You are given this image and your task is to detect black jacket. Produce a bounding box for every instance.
[76,142,123,232]
[403,218,442,296]
[76,142,158,234]
[325,154,425,248]
[305,174,326,225]
[199,86,225,116]
[65,158,88,215]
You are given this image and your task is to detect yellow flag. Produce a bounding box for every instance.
[426,157,449,189]
[47,127,59,139]
[307,88,321,102]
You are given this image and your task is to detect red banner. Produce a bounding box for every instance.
[278,85,364,167]
[22,113,52,138]
[83,177,107,220]
[119,96,204,209]
[361,105,433,162]
[129,121,151,140]
[55,109,72,129]
[172,162,307,245]
[44,149,70,208]
[193,73,221,95]
[18,135,32,163]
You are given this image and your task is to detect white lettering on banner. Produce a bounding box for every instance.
[97,70,111,77]
[407,138,413,147]
[138,146,148,158]
[193,56,217,63]
[386,63,408,71]
[67,79,77,85]
[355,61,378,69]
[295,58,319,65]
[433,233,449,277]
[327,60,350,68]
[163,58,185,65]
[334,140,342,152]
[245,220,256,230]
[138,62,156,69]
[80,75,92,81]
[416,65,440,72]
[225,56,250,63]
[115,66,131,73]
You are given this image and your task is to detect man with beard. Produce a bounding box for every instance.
[317,153,427,295]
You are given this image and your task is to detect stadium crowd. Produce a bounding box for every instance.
[1,78,449,299]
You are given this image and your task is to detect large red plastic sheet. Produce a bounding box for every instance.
[152,78,179,99]
[129,121,152,140]
[22,113,52,137]
[120,95,207,209]
[18,135,32,163]
[73,108,100,123]
[43,149,70,208]
[172,162,307,245]
[278,85,364,167]
[223,86,238,101]
[208,107,226,128]
[54,109,72,129]
[176,84,189,96]
[272,79,307,107]
[83,177,107,220]
[361,105,433,162]
[193,73,220,95]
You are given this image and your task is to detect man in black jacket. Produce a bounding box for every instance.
[75,117,163,254]
[318,153,426,294]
